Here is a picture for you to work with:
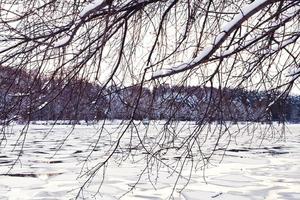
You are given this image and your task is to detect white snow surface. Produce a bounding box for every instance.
[0,122,300,199]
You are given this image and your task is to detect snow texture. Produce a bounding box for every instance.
[1,123,300,199]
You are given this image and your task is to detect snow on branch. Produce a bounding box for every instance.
[151,0,279,80]
[80,0,106,17]
[212,10,300,60]
[53,35,72,48]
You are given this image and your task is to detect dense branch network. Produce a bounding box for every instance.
[0,0,299,198]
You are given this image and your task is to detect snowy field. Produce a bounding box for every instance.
[0,122,300,200]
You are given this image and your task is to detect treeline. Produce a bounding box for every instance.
[0,65,298,123]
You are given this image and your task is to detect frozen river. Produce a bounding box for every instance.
[0,122,300,199]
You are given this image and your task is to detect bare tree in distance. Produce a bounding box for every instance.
[0,0,299,198]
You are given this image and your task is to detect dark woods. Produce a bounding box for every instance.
[0,66,296,124]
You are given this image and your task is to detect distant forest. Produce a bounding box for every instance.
[0,66,299,123]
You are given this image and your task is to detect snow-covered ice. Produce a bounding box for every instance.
[0,122,300,199]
